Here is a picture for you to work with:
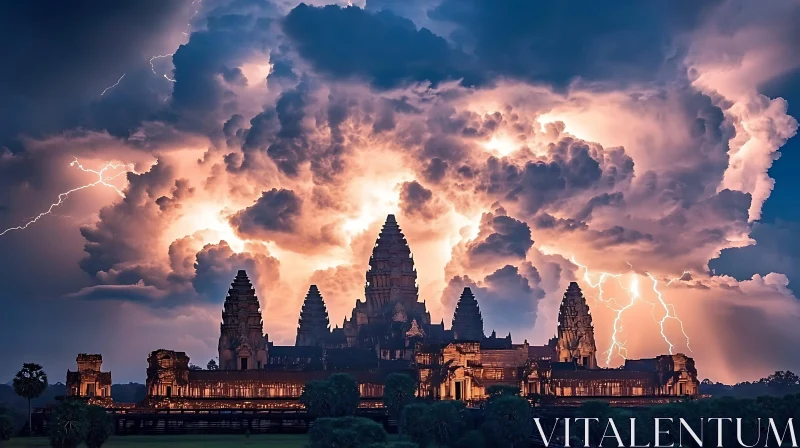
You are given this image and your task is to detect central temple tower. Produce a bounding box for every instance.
[364,214,420,314]
[556,282,597,368]
[342,214,434,352]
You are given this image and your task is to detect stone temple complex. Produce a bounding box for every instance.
[67,214,699,408]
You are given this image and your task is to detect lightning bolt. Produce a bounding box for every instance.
[570,256,691,365]
[0,158,134,237]
[647,272,692,354]
[149,1,202,85]
[100,74,125,96]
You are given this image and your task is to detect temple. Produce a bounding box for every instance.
[218,270,268,370]
[555,282,597,368]
[295,285,331,347]
[68,214,699,408]
[66,354,112,403]
[451,287,485,341]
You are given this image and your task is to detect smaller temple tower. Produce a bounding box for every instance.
[556,282,597,368]
[218,270,269,370]
[452,287,485,341]
[66,354,111,399]
[295,285,331,347]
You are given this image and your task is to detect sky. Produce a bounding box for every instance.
[0,0,799,385]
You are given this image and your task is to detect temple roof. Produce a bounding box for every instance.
[623,358,658,372]
[528,345,555,359]
[187,368,392,384]
[364,214,420,313]
[270,346,323,358]
[551,369,655,381]
[325,348,379,370]
[452,287,484,341]
[296,285,331,346]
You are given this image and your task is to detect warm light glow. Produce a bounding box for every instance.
[166,203,246,252]
[537,112,592,142]
[482,135,519,156]
[340,160,412,239]
[240,60,274,88]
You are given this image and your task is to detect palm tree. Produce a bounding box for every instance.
[13,363,48,436]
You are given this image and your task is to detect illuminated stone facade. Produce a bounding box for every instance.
[556,282,597,368]
[417,282,699,401]
[66,354,112,401]
[218,270,269,371]
[337,215,449,361]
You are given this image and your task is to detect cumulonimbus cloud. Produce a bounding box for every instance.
[0,0,798,384]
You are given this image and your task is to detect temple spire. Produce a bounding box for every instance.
[296,285,331,347]
[452,287,485,341]
[556,282,597,368]
[218,269,268,370]
[364,214,419,313]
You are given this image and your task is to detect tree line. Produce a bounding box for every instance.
[301,374,532,448]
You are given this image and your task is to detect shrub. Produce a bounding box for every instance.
[308,416,388,448]
[398,402,430,446]
[425,401,468,447]
[48,400,88,448]
[301,373,361,418]
[481,395,532,448]
[455,429,486,448]
[84,405,114,448]
[383,373,417,421]
[0,414,14,441]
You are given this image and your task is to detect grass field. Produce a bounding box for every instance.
[3,434,309,447]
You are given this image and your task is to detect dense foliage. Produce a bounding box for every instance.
[383,373,417,421]
[300,373,360,418]
[0,414,14,441]
[48,401,88,448]
[700,370,800,397]
[84,405,114,448]
[481,395,532,448]
[399,402,432,446]
[398,401,470,447]
[308,416,387,448]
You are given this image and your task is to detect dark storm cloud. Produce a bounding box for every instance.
[476,138,634,215]
[230,188,303,237]
[443,264,544,337]
[0,1,187,148]
[192,241,280,302]
[283,4,482,89]
[574,192,624,222]
[155,179,196,212]
[236,79,310,175]
[423,158,449,183]
[428,0,723,86]
[80,161,177,277]
[169,12,277,134]
[466,209,533,265]
[399,181,434,218]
